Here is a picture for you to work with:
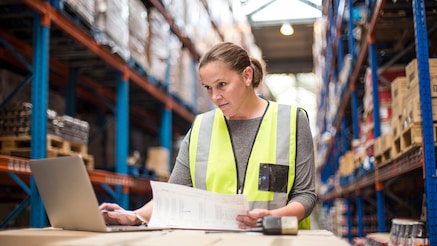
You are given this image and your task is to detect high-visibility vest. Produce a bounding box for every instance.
[189,101,311,229]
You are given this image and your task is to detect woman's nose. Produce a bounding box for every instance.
[211,90,222,100]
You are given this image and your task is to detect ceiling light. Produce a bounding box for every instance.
[280,23,294,36]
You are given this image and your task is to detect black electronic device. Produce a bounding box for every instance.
[261,216,298,235]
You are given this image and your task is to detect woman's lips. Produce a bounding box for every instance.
[218,103,228,109]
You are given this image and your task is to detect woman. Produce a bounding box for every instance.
[100,42,316,229]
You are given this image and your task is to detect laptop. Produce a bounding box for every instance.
[29,155,164,232]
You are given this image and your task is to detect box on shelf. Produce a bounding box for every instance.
[145,146,170,179]
[339,151,354,177]
[405,58,437,85]
[374,136,383,157]
[391,113,403,139]
[390,77,408,116]
[409,73,437,98]
[381,133,393,153]
[402,92,437,127]
[391,96,402,122]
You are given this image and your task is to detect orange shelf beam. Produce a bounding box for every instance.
[0,155,151,193]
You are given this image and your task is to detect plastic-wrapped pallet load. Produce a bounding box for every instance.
[161,0,186,34]
[94,0,130,61]
[56,115,90,145]
[167,35,184,96]
[206,0,233,38]
[147,7,171,83]
[183,0,217,55]
[128,0,149,72]
[61,0,95,27]
[0,102,90,144]
[0,102,58,137]
[175,49,196,110]
[0,102,94,169]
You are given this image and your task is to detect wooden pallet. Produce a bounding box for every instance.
[393,123,437,157]
[353,150,367,167]
[374,134,393,167]
[374,147,392,167]
[0,149,94,170]
[374,137,383,157]
[0,134,88,155]
[0,135,94,169]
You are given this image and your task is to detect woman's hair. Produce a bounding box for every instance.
[198,42,264,88]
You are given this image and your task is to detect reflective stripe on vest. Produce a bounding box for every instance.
[189,101,310,229]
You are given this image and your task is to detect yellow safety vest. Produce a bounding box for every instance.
[189,101,310,229]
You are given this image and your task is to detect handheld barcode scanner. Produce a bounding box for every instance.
[261,216,299,235]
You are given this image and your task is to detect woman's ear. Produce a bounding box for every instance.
[243,66,253,86]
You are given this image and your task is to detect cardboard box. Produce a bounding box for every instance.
[390,77,408,108]
[339,151,355,177]
[391,98,402,120]
[405,58,437,84]
[392,114,402,137]
[381,133,393,153]
[402,92,437,127]
[146,146,170,178]
[374,137,383,157]
[409,73,437,97]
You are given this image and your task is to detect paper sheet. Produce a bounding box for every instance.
[148,181,249,231]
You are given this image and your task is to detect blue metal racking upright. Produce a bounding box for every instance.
[115,71,130,209]
[30,11,50,228]
[412,0,437,242]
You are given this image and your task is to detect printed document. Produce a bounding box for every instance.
[148,181,249,230]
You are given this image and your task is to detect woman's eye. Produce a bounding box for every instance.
[218,82,226,88]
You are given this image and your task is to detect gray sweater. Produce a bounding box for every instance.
[168,110,317,218]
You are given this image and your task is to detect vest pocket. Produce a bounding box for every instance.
[258,163,289,193]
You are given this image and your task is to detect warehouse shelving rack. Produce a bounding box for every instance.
[0,0,238,229]
[317,0,437,244]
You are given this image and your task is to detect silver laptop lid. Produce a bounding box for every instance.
[29,155,107,232]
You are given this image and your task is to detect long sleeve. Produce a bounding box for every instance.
[287,110,317,218]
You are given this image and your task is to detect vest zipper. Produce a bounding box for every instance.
[227,101,270,195]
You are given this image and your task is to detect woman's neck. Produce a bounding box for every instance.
[226,97,268,120]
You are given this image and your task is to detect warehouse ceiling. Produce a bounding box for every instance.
[240,0,322,74]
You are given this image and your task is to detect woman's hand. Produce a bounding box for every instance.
[236,209,271,229]
[99,203,138,226]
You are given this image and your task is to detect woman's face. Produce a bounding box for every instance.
[199,61,253,119]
